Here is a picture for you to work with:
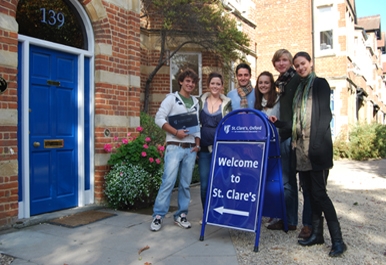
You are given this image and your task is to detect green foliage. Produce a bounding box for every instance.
[106,128,164,175]
[140,112,165,146]
[333,123,386,160]
[141,0,251,112]
[104,124,165,209]
[104,164,162,209]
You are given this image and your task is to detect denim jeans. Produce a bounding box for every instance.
[198,151,212,211]
[280,137,298,226]
[299,173,313,226]
[153,144,197,219]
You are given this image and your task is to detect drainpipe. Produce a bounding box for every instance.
[311,0,315,71]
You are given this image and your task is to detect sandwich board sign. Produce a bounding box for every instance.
[199,109,287,252]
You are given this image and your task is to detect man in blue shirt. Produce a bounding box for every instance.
[227,63,255,109]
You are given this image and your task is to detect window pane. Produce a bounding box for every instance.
[170,53,200,95]
[16,0,86,49]
[320,30,333,49]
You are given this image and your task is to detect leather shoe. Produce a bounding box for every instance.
[298,226,312,238]
[266,219,296,230]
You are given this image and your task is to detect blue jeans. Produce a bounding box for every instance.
[280,137,298,226]
[153,144,197,219]
[198,151,212,211]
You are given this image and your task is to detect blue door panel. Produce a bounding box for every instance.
[29,45,78,215]
[30,151,52,200]
[56,150,76,195]
[30,84,50,135]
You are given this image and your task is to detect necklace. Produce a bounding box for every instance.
[208,96,221,113]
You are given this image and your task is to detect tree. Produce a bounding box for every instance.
[141,0,251,113]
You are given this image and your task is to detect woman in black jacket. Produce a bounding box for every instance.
[292,51,347,257]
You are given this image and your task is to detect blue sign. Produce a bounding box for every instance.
[204,141,266,231]
[199,109,287,252]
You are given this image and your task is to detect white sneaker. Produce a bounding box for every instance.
[150,215,162,231]
[174,213,191,229]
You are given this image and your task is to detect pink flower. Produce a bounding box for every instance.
[141,151,147,157]
[143,144,149,149]
[158,145,165,152]
[149,157,154,163]
[104,143,112,153]
[155,158,161,164]
[136,126,143,132]
[127,132,131,137]
[128,137,133,142]
[145,137,151,142]
[113,136,118,141]
[120,172,123,176]
[122,138,128,144]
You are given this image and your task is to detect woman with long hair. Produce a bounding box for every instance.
[292,51,347,257]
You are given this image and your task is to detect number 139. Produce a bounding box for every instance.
[40,8,65,29]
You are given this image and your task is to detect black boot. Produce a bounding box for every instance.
[298,216,325,246]
[327,221,347,257]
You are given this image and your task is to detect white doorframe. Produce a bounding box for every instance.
[18,0,95,218]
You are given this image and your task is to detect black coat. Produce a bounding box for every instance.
[309,77,333,170]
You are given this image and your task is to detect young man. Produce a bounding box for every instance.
[227,63,255,109]
[267,49,302,232]
[151,68,201,232]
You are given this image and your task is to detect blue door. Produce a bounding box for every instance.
[29,45,78,215]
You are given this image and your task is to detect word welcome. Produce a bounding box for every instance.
[218,157,259,168]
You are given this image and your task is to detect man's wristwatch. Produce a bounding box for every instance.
[196,146,201,151]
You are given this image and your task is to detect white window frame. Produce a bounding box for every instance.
[315,5,336,56]
[169,52,202,96]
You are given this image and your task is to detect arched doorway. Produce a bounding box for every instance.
[17,0,95,217]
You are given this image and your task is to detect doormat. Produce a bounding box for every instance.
[47,210,116,228]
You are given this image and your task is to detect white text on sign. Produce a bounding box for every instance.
[218,157,259,168]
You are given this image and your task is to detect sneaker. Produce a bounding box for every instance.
[174,213,191,229]
[150,215,162,231]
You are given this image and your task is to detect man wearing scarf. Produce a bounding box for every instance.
[227,63,255,110]
[266,49,305,234]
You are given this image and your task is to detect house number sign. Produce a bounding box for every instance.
[40,8,65,28]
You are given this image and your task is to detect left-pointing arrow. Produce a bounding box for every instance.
[214,206,249,217]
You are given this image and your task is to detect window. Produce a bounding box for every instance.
[320,30,333,50]
[316,6,334,54]
[170,52,202,96]
[16,0,86,49]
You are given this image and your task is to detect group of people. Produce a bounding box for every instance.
[150,49,347,258]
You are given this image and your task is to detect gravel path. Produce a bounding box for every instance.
[230,159,386,265]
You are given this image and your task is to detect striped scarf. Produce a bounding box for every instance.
[275,67,296,95]
[291,72,316,148]
[237,81,253,108]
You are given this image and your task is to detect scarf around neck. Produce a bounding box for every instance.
[237,81,253,108]
[275,67,296,95]
[291,72,316,148]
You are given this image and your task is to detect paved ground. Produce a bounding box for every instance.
[0,159,385,265]
[0,184,238,265]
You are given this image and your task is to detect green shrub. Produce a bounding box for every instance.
[104,163,162,209]
[334,123,386,160]
[103,124,164,209]
[106,127,164,176]
[140,111,165,146]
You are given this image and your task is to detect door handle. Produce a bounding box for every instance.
[33,142,40,147]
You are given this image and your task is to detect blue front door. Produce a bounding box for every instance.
[29,45,78,215]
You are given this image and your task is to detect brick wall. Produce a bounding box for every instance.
[91,0,141,203]
[0,0,19,228]
[254,0,312,76]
